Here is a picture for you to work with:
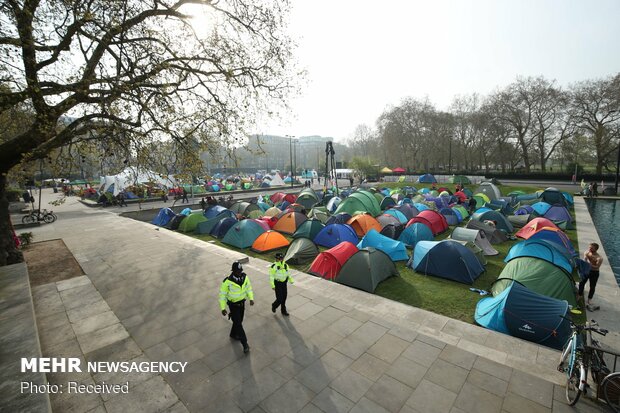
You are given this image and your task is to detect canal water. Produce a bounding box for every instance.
[585,199,620,286]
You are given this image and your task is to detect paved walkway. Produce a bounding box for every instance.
[13,190,615,412]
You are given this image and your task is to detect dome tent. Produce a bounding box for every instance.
[357,229,409,261]
[398,222,433,249]
[292,219,325,240]
[273,211,307,235]
[335,248,399,293]
[409,240,485,284]
[152,208,176,227]
[251,230,290,253]
[313,224,358,248]
[178,212,207,233]
[222,220,266,249]
[210,216,239,238]
[515,217,558,239]
[309,242,358,280]
[347,214,382,237]
[283,237,320,265]
[475,281,570,350]
[450,227,498,256]
[196,210,237,234]
[504,239,574,274]
[471,210,514,233]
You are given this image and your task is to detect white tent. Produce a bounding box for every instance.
[100,167,176,195]
[450,227,498,256]
[266,174,285,187]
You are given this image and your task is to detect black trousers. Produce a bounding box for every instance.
[272,280,288,313]
[228,301,247,346]
[579,270,600,300]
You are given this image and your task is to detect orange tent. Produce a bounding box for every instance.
[516,217,558,239]
[272,211,308,235]
[346,214,382,237]
[251,230,290,253]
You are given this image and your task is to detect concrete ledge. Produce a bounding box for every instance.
[0,262,51,413]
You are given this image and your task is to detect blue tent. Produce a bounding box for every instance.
[211,184,220,192]
[398,222,433,249]
[383,209,408,224]
[419,188,430,194]
[531,202,552,216]
[409,240,485,284]
[197,210,237,234]
[471,210,514,233]
[326,196,342,213]
[515,205,534,215]
[152,208,176,226]
[204,205,228,219]
[528,228,578,258]
[398,198,413,205]
[439,208,459,226]
[210,217,238,238]
[413,203,429,211]
[562,192,574,205]
[325,213,352,226]
[393,204,419,220]
[504,239,574,274]
[180,208,192,216]
[257,202,270,212]
[475,281,570,350]
[313,224,358,248]
[539,187,568,206]
[418,173,437,183]
[357,229,409,261]
[515,193,538,202]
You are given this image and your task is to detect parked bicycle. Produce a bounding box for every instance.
[21,209,57,224]
[557,316,620,411]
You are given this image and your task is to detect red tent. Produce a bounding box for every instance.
[270,192,297,205]
[515,217,558,239]
[406,210,448,235]
[309,242,358,280]
[454,191,467,202]
[258,216,278,229]
[392,167,406,174]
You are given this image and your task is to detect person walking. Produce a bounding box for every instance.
[578,243,604,310]
[181,187,189,203]
[219,261,254,353]
[270,253,294,316]
[117,191,127,207]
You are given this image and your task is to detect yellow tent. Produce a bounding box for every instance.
[380,167,392,174]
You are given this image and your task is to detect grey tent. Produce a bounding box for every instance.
[466,220,508,244]
[476,182,502,200]
[335,248,398,293]
[283,237,319,265]
[450,227,498,256]
[508,214,530,228]
[450,239,487,265]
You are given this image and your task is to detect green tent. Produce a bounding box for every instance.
[293,219,325,240]
[196,211,236,234]
[508,214,530,228]
[229,201,260,217]
[448,175,471,184]
[225,183,235,191]
[452,205,469,220]
[334,191,381,217]
[308,208,330,224]
[297,188,320,210]
[380,196,396,210]
[283,237,320,265]
[335,248,399,293]
[491,256,577,308]
[182,184,205,194]
[221,220,266,249]
[373,193,384,203]
[248,210,264,219]
[178,212,207,233]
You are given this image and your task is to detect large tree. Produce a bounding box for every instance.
[0,0,297,265]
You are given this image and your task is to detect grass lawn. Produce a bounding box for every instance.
[187,181,584,325]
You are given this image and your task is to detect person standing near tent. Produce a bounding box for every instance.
[181,187,189,203]
[579,243,603,309]
[468,197,477,214]
[269,253,294,316]
[219,261,254,353]
[117,191,127,207]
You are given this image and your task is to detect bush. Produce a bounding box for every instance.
[6,188,21,202]
[19,232,34,247]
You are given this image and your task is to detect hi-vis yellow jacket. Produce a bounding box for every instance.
[219,274,254,310]
[269,262,294,288]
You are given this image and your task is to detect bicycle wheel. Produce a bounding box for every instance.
[601,372,620,413]
[22,214,34,224]
[566,361,583,405]
[43,213,55,224]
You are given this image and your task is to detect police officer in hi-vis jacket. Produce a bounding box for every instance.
[269,253,294,316]
[219,261,254,353]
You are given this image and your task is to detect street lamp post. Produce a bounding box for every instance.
[287,135,294,187]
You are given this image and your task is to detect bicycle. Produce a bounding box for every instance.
[22,209,57,224]
[557,316,620,411]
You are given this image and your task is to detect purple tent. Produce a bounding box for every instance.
[544,206,572,224]
[515,205,534,215]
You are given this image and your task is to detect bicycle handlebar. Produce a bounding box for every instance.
[559,315,608,336]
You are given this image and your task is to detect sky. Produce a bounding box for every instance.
[257,0,620,142]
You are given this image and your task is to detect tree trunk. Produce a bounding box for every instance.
[0,173,24,266]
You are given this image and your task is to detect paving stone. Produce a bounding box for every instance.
[203,342,244,372]
[296,350,352,394]
[385,355,428,389]
[85,337,142,364]
[260,379,315,413]
[36,310,71,333]
[165,329,203,352]
[56,275,92,291]
[164,358,213,390]
[502,392,552,413]
[354,321,389,345]
[350,353,391,381]
[367,333,410,364]
[388,326,418,343]
[406,379,457,413]
[287,343,321,367]
[144,342,175,360]
[349,396,391,413]
[78,322,130,355]
[66,300,112,323]
[415,333,447,349]
[315,306,347,323]
[298,403,323,413]
[442,319,490,345]
[306,327,344,356]
[328,315,363,337]
[39,320,75,350]
[439,344,478,370]
[162,401,190,413]
[270,355,305,380]
[163,343,204,364]
[467,368,509,397]
[329,368,374,402]
[453,381,503,413]
[72,311,120,336]
[229,367,287,412]
[472,357,513,383]
[347,308,373,323]
[401,339,442,368]
[507,369,554,408]
[424,358,469,393]
[311,387,354,413]
[334,335,373,360]
[294,302,325,321]
[365,374,414,412]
